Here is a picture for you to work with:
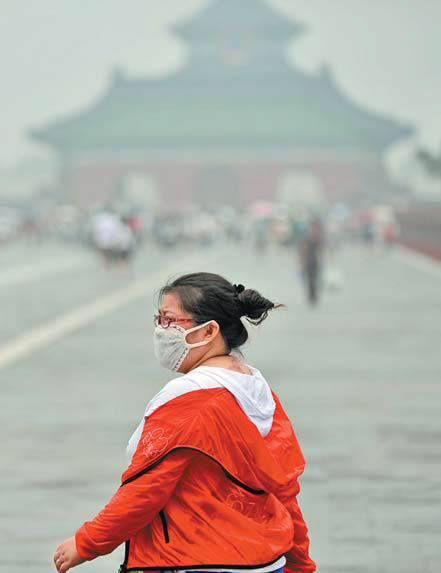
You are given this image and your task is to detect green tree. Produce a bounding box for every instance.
[417,145,441,178]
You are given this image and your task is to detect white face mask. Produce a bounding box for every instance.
[153,321,213,371]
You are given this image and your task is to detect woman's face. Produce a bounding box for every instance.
[158,292,220,373]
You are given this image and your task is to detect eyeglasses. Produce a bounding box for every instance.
[153,314,194,329]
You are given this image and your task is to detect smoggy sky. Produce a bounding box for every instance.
[1,0,440,167]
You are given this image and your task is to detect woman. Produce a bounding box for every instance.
[54,272,316,573]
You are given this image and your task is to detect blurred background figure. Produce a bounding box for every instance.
[249,200,273,255]
[0,206,24,245]
[298,215,326,306]
[373,205,401,251]
[21,206,46,244]
[358,209,377,250]
[89,208,135,269]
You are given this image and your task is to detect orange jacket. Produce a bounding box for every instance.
[75,388,316,572]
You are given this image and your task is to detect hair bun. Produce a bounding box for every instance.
[233,283,245,294]
[237,288,280,325]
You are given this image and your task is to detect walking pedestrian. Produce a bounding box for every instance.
[299,217,325,305]
[53,273,316,573]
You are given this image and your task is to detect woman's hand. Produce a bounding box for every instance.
[53,536,85,573]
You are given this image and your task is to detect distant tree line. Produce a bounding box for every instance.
[417,144,441,178]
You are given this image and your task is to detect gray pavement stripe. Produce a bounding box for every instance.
[393,246,441,279]
[0,254,93,288]
[0,253,209,371]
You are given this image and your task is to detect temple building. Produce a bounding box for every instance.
[31,0,413,209]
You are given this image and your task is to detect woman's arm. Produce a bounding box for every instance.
[54,449,196,572]
[75,449,196,560]
[277,479,316,573]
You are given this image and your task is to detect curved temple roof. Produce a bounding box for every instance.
[31,0,413,153]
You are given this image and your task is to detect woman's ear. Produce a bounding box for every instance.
[205,321,220,340]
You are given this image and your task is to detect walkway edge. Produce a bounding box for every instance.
[393,245,441,279]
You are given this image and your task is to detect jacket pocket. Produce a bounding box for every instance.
[159,509,170,544]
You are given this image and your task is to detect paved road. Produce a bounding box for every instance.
[1,240,440,573]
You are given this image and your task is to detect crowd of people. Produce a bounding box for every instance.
[1,198,401,304]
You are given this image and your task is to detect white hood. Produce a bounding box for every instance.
[193,366,276,437]
[127,365,275,462]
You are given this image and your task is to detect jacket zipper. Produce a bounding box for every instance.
[159,509,170,544]
[121,447,265,496]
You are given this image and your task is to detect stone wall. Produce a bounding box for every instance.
[395,202,441,260]
[60,152,392,210]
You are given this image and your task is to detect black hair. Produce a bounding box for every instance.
[158,272,283,352]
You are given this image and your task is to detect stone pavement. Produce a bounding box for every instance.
[1,240,440,573]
